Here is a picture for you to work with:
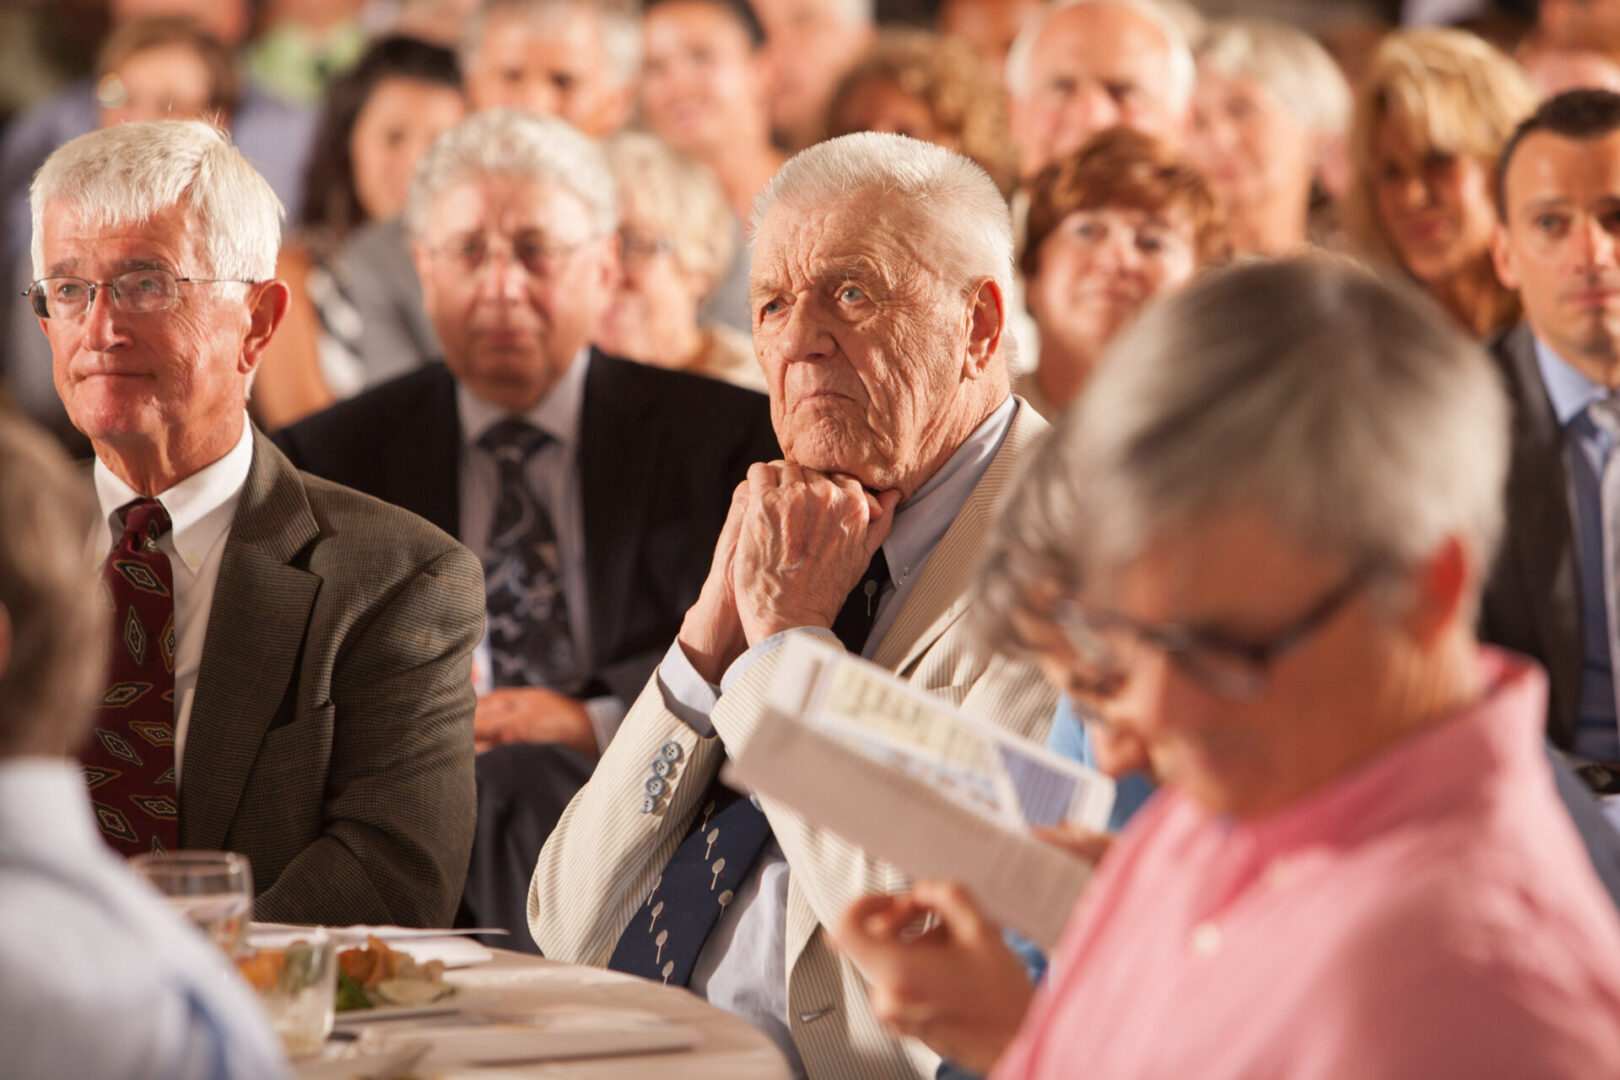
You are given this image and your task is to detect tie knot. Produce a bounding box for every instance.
[118,498,172,545]
[478,419,551,466]
[1591,395,1620,441]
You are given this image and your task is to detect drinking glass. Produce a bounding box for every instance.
[237,929,338,1056]
[131,850,253,957]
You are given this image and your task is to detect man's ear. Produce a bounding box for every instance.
[239,279,291,376]
[963,277,1006,379]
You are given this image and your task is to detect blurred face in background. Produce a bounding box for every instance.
[753,0,873,149]
[97,42,215,126]
[111,0,249,45]
[1188,67,1316,253]
[1374,115,1498,287]
[641,0,770,156]
[465,5,634,137]
[1026,204,1197,375]
[413,175,618,411]
[597,210,710,367]
[349,76,466,223]
[1011,2,1184,180]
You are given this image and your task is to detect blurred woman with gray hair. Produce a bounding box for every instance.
[1187,16,1351,256]
[836,257,1620,1078]
[594,133,762,391]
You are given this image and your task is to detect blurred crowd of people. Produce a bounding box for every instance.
[9,0,1620,438]
[9,1,1620,1078]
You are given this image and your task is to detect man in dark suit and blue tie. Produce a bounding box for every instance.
[277,109,779,945]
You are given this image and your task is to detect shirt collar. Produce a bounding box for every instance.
[457,346,591,451]
[882,395,1016,587]
[1534,335,1610,428]
[93,416,254,572]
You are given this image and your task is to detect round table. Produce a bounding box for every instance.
[307,948,792,1080]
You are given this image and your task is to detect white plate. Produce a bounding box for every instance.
[333,1000,461,1027]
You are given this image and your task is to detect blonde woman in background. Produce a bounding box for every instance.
[1188,16,1350,257]
[595,132,763,392]
[1345,27,1537,338]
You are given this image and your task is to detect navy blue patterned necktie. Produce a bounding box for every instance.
[608,549,892,986]
[479,419,580,691]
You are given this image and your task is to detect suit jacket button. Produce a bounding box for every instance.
[644,776,666,797]
[660,741,683,763]
[641,795,658,813]
[652,758,672,778]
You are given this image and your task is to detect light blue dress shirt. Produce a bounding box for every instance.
[1533,339,1620,762]
[654,397,1018,1076]
[0,760,289,1080]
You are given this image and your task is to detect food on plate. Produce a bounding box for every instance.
[335,935,453,1010]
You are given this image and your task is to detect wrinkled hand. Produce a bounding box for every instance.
[473,687,596,758]
[730,461,902,646]
[677,480,753,684]
[835,880,1034,1073]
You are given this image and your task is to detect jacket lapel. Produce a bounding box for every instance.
[180,429,322,850]
[413,365,463,538]
[872,401,1048,674]
[578,352,656,667]
[1499,325,1585,747]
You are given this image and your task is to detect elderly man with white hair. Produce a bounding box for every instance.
[531,132,1056,1078]
[836,258,1620,1078]
[29,120,483,927]
[1005,0,1196,182]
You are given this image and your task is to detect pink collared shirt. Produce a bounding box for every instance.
[994,650,1620,1079]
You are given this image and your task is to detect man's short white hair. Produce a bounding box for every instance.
[978,257,1508,645]
[1198,17,1352,138]
[405,108,618,239]
[29,120,282,281]
[1005,0,1196,114]
[752,131,1017,364]
[461,0,642,87]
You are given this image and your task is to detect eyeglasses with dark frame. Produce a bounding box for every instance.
[427,234,596,281]
[25,268,257,320]
[1052,561,1385,702]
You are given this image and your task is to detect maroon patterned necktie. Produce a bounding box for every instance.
[82,498,179,855]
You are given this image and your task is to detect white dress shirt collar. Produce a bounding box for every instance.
[92,416,255,572]
[456,346,591,452]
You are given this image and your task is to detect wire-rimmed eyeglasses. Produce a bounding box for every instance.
[25,268,257,320]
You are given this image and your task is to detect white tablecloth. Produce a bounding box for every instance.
[306,948,792,1080]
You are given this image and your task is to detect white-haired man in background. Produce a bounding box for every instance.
[1005,0,1196,182]
[29,120,482,927]
[336,0,643,387]
[532,132,1057,1079]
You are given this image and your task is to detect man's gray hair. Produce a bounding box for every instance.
[752,132,1016,362]
[461,0,642,87]
[29,120,282,281]
[978,257,1509,645]
[1005,0,1196,112]
[405,108,618,239]
[1198,17,1352,138]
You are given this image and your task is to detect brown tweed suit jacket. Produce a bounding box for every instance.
[174,428,482,927]
[530,400,1060,1079]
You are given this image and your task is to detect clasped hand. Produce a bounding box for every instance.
[678,461,902,684]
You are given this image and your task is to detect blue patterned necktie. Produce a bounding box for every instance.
[608,548,891,986]
[81,498,179,854]
[479,419,580,691]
